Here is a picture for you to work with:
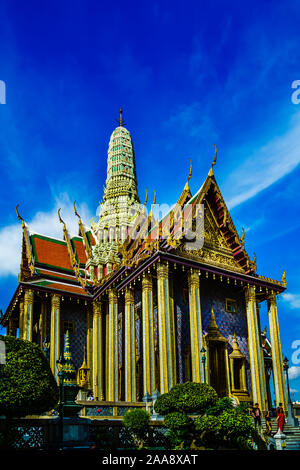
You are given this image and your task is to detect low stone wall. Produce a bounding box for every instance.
[77,399,148,419]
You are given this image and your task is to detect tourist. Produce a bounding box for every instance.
[252,403,262,430]
[265,410,272,436]
[276,408,285,434]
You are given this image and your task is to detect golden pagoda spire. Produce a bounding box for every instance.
[117,107,125,127]
[208,144,217,176]
[209,305,218,329]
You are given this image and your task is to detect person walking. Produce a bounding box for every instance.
[265,410,272,436]
[252,403,262,431]
[276,408,285,434]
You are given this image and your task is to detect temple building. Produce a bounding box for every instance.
[1,110,288,414]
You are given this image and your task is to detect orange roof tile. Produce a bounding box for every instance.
[31,235,73,271]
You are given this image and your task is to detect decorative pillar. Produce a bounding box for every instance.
[188,269,204,383]
[124,287,136,402]
[93,300,104,401]
[107,288,119,401]
[86,308,93,387]
[39,300,47,348]
[142,273,156,396]
[245,286,267,411]
[268,292,288,410]
[156,261,176,394]
[50,294,61,379]
[23,290,34,342]
[19,299,24,339]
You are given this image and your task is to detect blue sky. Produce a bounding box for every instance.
[0,0,300,401]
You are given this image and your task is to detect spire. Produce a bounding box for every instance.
[63,330,77,385]
[208,144,217,176]
[117,107,125,127]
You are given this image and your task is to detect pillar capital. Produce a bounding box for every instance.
[24,289,34,302]
[267,291,277,305]
[142,272,153,290]
[157,261,168,278]
[108,288,118,303]
[188,269,200,288]
[244,284,256,302]
[92,299,102,316]
[125,287,134,304]
[51,293,60,308]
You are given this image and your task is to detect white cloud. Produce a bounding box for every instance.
[0,193,93,278]
[224,111,300,208]
[282,293,300,310]
[288,366,300,380]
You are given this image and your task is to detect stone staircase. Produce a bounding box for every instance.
[261,417,300,450]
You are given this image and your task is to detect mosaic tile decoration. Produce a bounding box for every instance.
[60,303,88,370]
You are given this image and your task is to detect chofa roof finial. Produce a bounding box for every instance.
[208,144,217,176]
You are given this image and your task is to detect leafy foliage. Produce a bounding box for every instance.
[154,382,218,415]
[206,397,233,416]
[164,411,192,431]
[0,335,59,418]
[154,381,260,450]
[123,408,151,449]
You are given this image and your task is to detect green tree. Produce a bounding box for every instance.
[123,408,151,449]
[0,335,59,418]
[154,382,261,450]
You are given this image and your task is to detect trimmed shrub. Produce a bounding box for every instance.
[154,382,218,416]
[0,335,59,418]
[123,408,151,449]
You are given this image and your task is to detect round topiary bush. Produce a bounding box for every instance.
[155,382,218,416]
[153,392,176,415]
[0,335,59,418]
[123,408,151,449]
[123,408,150,433]
[164,411,192,431]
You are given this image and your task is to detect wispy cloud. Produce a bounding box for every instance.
[288,366,300,380]
[224,111,300,208]
[0,193,93,277]
[282,293,300,310]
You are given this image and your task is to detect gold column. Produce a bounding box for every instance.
[107,288,119,402]
[157,261,176,394]
[19,299,24,339]
[23,290,34,342]
[39,300,47,348]
[245,286,267,411]
[124,287,136,402]
[87,308,93,388]
[268,292,288,409]
[188,269,204,383]
[93,300,104,400]
[50,294,61,379]
[142,273,156,396]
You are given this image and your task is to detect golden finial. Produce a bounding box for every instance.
[240,228,245,245]
[184,159,192,190]
[281,269,287,287]
[16,204,25,227]
[73,200,81,220]
[208,144,217,176]
[148,190,156,219]
[58,208,66,229]
[117,107,126,127]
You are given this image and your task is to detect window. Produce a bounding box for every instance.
[63,320,75,335]
[226,298,237,313]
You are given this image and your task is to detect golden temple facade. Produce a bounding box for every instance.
[1,111,288,414]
